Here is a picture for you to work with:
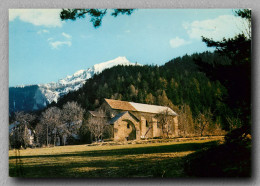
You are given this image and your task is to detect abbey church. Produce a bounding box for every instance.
[88,98,179,141]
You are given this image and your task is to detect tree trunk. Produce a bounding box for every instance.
[54,130,56,147]
[63,136,66,146]
[46,124,49,147]
[24,124,27,148]
[59,136,63,146]
[200,124,204,137]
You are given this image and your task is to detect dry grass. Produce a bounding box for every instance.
[9,138,222,178]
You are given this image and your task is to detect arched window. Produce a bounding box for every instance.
[146,120,149,127]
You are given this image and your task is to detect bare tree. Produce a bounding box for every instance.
[155,109,175,138]
[39,107,62,147]
[35,123,45,146]
[87,109,108,142]
[61,101,84,144]
[196,109,213,137]
[178,104,194,137]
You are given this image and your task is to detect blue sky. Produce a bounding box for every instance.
[9,9,246,87]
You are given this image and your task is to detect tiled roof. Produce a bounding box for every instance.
[129,102,177,116]
[104,99,137,111]
[105,98,177,116]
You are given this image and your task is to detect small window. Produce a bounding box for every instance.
[127,123,130,128]
[146,120,149,127]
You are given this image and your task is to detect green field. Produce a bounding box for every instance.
[9,138,222,178]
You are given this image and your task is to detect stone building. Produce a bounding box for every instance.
[89,98,178,141]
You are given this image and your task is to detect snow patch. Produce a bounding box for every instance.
[36,56,138,104]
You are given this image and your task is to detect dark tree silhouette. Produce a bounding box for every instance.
[195,9,251,127]
[60,9,135,28]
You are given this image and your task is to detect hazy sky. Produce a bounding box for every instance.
[9,9,246,87]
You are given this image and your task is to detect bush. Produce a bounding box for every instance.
[184,126,251,177]
[225,125,251,145]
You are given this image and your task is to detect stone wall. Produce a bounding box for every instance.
[113,112,140,141]
[98,101,179,141]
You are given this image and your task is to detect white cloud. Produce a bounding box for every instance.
[183,15,248,41]
[62,32,72,39]
[48,32,72,49]
[47,37,54,41]
[37,29,49,34]
[169,37,191,48]
[9,9,62,27]
[50,41,72,49]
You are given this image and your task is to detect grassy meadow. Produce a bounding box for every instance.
[9,138,223,178]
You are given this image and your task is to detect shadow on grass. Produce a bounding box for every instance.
[184,141,251,177]
[9,141,218,160]
[10,156,187,178]
[9,141,218,178]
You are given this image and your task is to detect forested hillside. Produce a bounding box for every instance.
[53,51,235,135]
[9,85,48,113]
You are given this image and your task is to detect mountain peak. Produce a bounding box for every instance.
[114,56,128,61]
[40,56,137,103]
[92,56,131,73]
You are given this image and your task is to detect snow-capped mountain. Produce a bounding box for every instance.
[9,56,137,113]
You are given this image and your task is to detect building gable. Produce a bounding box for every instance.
[104,98,177,116]
[109,111,139,124]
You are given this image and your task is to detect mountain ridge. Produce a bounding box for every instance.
[9,56,137,113]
